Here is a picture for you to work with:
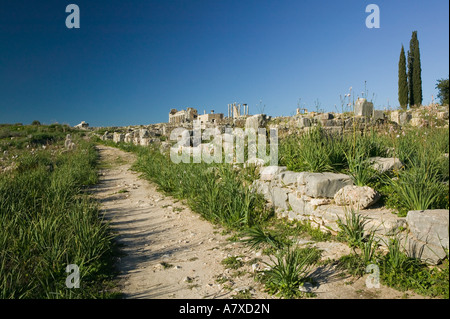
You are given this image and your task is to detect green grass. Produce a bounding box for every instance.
[127,145,272,230]
[278,125,449,215]
[344,147,379,187]
[377,238,449,298]
[336,233,449,299]
[0,123,72,151]
[382,153,449,216]
[278,126,348,173]
[0,130,119,299]
[275,219,333,242]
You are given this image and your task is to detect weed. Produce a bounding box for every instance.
[337,254,367,277]
[160,262,173,270]
[383,155,448,216]
[240,225,283,250]
[336,210,370,249]
[279,127,347,173]
[260,247,319,298]
[215,275,229,284]
[221,256,244,270]
[226,234,240,242]
[344,148,378,186]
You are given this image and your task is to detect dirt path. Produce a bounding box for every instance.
[93,145,426,299]
[93,145,272,299]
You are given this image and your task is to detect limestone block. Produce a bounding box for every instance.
[410,117,422,127]
[297,172,353,198]
[399,233,448,265]
[360,210,406,236]
[297,117,311,128]
[354,98,374,117]
[260,166,287,181]
[334,185,381,210]
[276,171,301,187]
[288,192,306,214]
[245,158,266,167]
[140,137,150,146]
[406,210,449,250]
[399,112,412,125]
[372,110,385,121]
[437,111,449,120]
[139,129,150,139]
[310,198,332,207]
[124,133,133,143]
[390,111,400,124]
[369,157,403,173]
[315,113,334,120]
[271,187,289,210]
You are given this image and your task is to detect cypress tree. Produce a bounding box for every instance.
[407,32,416,107]
[407,31,422,107]
[412,32,422,106]
[398,45,408,110]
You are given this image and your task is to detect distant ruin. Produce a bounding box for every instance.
[96,101,449,146]
[197,110,224,124]
[74,121,89,129]
[228,103,249,119]
[169,108,198,124]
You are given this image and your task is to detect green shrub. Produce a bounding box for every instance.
[260,247,319,298]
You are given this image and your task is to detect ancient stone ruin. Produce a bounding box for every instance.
[90,103,449,265]
[252,165,449,264]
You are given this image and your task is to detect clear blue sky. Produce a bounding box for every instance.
[1,0,448,127]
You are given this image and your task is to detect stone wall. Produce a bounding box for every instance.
[252,165,449,265]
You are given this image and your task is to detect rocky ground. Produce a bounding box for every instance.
[92,145,428,299]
